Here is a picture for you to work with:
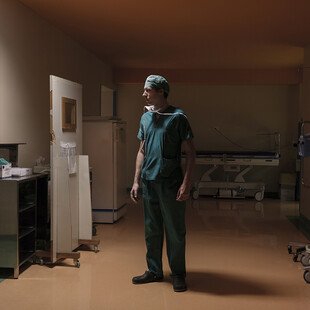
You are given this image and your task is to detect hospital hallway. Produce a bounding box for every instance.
[0,198,310,310]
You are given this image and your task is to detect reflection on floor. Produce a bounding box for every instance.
[0,198,310,310]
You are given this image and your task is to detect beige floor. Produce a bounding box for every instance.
[0,198,310,310]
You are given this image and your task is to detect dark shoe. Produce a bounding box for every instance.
[172,276,187,292]
[132,271,163,284]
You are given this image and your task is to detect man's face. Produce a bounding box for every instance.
[142,87,163,105]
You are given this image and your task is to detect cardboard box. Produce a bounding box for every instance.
[11,167,33,177]
[0,163,12,178]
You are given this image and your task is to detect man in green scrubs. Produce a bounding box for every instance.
[130,75,195,292]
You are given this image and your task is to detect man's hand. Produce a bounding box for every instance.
[177,138,195,202]
[176,183,191,201]
[130,183,140,203]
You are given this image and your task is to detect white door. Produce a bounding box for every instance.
[50,76,82,262]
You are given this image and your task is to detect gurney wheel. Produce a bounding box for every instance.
[38,258,44,266]
[254,191,264,202]
[293,254,298,262]
[303,270,310,284]
[301,254,310,266]
[192,190,199,200]
[288,245,292,254]
[74,259,80,268]
[92,225,97,236]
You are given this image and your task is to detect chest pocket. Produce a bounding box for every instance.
[162,116,180,158]
[160,117,181,177]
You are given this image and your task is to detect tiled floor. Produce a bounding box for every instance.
[0,198,310,310]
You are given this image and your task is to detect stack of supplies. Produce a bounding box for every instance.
[0,158,12,178]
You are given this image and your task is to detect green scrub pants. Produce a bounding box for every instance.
[142,177,186,277]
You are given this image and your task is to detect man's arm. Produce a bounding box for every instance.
[130,141,145,203]
[176,139,196,201]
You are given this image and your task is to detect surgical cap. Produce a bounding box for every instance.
[144,75,170,95]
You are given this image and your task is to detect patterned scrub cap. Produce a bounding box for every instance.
[144,75,169,95]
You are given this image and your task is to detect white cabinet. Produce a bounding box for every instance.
[83,119,127,223]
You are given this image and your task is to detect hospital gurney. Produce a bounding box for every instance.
[191,150,280,201]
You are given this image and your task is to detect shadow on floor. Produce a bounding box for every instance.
[0,268,12,282]
[186,271,278,295]
[0,262,35,281]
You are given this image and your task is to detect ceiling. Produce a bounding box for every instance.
[19,0,310,70]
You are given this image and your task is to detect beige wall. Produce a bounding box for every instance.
[0,0,113,166]
[118,83,299,192]
[0,0,301,197]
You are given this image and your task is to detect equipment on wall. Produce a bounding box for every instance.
[288,120,310,284]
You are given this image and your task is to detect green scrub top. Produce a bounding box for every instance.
[137,105,193,180]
